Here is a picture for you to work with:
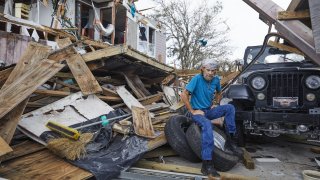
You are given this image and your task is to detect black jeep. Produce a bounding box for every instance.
[223,44,320,146]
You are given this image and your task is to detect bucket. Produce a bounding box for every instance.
[302,170,320,180]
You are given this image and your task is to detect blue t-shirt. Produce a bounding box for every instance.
[186,74,221,109]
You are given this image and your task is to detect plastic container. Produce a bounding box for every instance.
[302,170,320,180]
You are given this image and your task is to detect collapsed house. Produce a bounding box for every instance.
[0,0,178,179]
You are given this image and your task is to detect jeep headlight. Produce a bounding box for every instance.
[305,75,320,89]
[251,76,266,90]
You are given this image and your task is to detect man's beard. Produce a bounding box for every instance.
[203,74,213,81]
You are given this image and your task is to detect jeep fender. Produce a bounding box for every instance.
[226,84,255,102]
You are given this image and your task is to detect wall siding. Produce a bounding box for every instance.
[155,31,166,64]
[0,31,32,67]
[126,18,137,49]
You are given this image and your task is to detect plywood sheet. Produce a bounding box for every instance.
[19,92,114,145]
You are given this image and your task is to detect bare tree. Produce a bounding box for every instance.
[153,0,231,69]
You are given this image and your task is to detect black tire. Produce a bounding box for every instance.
[164,115,201,162]
[186,123,239,171]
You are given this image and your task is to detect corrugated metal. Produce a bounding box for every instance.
[126,18,137,50]
[155,31,166,64]
[0,31,32,67]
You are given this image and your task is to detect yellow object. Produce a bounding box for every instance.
[46,121,80,140]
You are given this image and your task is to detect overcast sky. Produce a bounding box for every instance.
[135,0,291,61]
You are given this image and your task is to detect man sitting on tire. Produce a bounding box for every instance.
[181,59,243,177]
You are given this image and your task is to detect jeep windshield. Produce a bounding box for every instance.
[244,46,306,65]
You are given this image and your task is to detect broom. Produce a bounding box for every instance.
[46,114,132,160]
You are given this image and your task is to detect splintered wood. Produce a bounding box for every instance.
[116,86,155,138]
[0,59,64,119]
[0,42,51,144]
[132,106,156,138]
[56,38,102,95]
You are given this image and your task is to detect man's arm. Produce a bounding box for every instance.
[181,89,204,115]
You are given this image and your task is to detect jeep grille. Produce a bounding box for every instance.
[267,73,303,106]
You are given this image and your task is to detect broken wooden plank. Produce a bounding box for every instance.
[0,149,92,179]
[33,89,122,102]
[123,73,145,98]
[132,75,151,96]
[267,40,304,55]
[310,147,320,154]
[243,148,255,169]
[243,0,320,65]
[134,160,258,180]
[56,38,102,95]
[277,10,310,20]
[143,147,177,159]
[0,140,45,162]
[0,43,51,144]
[0,136,13,157]
[308,0,320,54]
[51,79,80,90]
[115,86,144,109]
[132,106,156,138]
[101,86,119,97]
[0,59,64,119]
[147,132,167,151]
[162,74,176,85]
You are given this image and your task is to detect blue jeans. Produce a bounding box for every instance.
[191,104,236,160]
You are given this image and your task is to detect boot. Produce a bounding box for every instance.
[225,133,244,158]
[201,160,220,177]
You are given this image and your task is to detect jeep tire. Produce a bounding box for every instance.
[186,123,239,171]
[164,115,201,162]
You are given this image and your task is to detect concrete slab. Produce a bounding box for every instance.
[162,138,319,180]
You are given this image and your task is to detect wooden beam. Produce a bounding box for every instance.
[134,160,258,180]
[125,48,174,73]
[242,148,255,169]
[243,0,320,65]
[143,147,177,159]
[0,59,64,119]
[267,40,304,55]
[115,86,144,109]
[56,38,102,95]
[82,45,174,73]
[277,10,310,20]
[33,89,122,102]
[123,73,145,98]
[147,131,166,151]
[66,54,103,95]
[308,0,320,54]
[82,45,128,62]
[0,140,45,162]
